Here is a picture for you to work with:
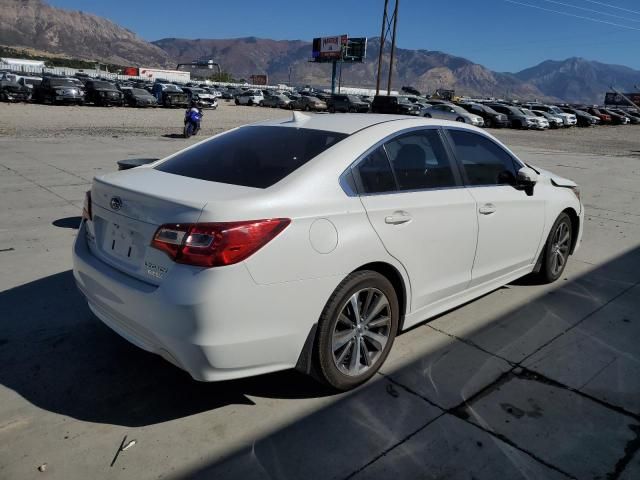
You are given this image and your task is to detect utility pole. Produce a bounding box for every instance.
[375,0,389,95]
[375,0,399,95]
[387,0,399,95]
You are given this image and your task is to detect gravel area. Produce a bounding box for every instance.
[1,101,639,157]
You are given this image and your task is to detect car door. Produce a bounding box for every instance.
[353,128,478,312]
[444,128,546,287]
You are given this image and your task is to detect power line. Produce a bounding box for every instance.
[501,0,640,32]
[583,0,640,17]
[540,0,640,23]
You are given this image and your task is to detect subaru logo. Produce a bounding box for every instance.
[110,196,122,211]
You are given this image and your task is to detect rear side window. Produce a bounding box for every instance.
[156,126,347,188]
[447,130,520,186]
[354,147,396,194]
[384,130,456,191]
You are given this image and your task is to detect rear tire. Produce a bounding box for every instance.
[485,117,493,128]
[314,271,399,391]
[536,213,573,284]
[456,117,465,123]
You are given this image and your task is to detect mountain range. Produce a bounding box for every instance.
[3,0,640,104]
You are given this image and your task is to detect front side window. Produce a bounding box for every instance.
[156,126,347,189]
[353,147,396,194]
[447,130,520,186]
[384,130,456,191]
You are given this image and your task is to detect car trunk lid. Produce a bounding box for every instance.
[87,167,253,284]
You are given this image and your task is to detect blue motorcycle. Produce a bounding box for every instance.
[183,108,203,138]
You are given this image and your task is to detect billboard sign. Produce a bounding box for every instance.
[249,74,268,85]
[604,92,640,106]
[312,35,348,60]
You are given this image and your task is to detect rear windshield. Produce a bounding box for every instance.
[156,126,348,188]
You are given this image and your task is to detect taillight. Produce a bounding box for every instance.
[151,219,290,268]
[82,191,92,221]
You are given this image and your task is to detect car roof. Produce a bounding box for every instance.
[250,113,478,135]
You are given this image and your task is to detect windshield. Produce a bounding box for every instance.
[49,79,75,87]
[24,79,41,86]
[156,126,347,189]
[131,88,150,95]
[189,88,205,94]
[397,96,412,104]
[92,81,115,89]
[347,95,360,102]
[520,108,535,116]
[548,106,563,114]
[163,84,182,92]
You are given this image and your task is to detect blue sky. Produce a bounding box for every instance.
[48,0,640,72]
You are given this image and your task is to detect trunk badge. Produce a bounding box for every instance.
[110,196,122,211]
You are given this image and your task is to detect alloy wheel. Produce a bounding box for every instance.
[331,288,391,376]
[550,220,571,276]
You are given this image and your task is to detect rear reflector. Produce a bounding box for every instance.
[151,219,291,268]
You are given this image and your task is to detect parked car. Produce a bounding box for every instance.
[531,110,564,129]
[458,103,509,128]
[519,108,549,129]
[235,90,264,106]
[261,92,291,108]
[423,103,484,127]
[370,95,421,115]
[33,77,85,105]
[622,109,640,121]
[290,95,328,111]
[327,94,370,113]
[152,83,189,108]
[486,104,535,129]
[17,76,42,94]
[608,108,640,124]
[585,107,612,125]
[181,87,218,109]
[528,104,577,127]
[0,79,30,102]
[73,114,583,391]
[122,88,158,107]
[84,80,123,106]
[597,108,629,125]
[561,107,599,127]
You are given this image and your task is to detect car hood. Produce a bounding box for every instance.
[532,167,577,187]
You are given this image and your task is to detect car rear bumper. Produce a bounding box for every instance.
[72,220,327,381]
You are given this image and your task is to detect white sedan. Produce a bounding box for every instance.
[73,113,583,390]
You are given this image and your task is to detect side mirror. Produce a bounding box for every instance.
[516,166,539,196]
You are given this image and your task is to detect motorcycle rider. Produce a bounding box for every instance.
[184,100,203,134]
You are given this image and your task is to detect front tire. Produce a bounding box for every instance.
[537,213,573,283]
[314,271,399,391]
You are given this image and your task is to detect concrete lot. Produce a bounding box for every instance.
[0,104,639,479]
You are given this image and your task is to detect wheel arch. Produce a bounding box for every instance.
[562,207,580,254]
[294,261,410,376]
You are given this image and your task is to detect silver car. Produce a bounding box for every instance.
[423,103,485,127]
[532,110,563,129]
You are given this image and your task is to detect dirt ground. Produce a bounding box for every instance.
[1,101,640,158]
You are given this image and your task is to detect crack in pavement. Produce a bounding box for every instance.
[355,274,640,479]
[0,163,84,209]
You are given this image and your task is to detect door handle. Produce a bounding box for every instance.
[385,211,412,225]
[479,203,496,215]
